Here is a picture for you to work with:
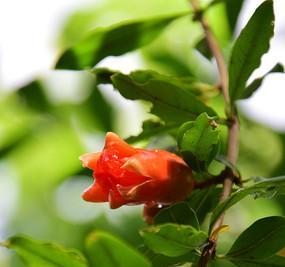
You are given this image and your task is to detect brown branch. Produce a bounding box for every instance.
[189,0,240,266]
[190,0,230,112]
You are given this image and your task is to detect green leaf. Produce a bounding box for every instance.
[140,223,207,257]
[125,119,179,144]
[110,71,217,123]
[154,202,199,228]
[209,259,237,267]
[229,256,285,267]
[154,188,221,227]
[1,235,88,267]
[177,113,220,171]
[18,80,51,112]
[55,12,188,70]
[227,216,285,259]
[210,176,285,231]
[225,0,244,34]
[241,63,284,99]
[228,0,274,102]
[85,231,151,267]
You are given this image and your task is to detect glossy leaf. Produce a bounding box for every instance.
[241,63,284,99]
[228,0,274,102]
[140,223,207,257]
[177,113,220,171]
[86,231,151,267]
[55,12,188,70]
[111,71,217,123]
[210,176,285,230]
[227,216,285,259]
[1,235,88,267]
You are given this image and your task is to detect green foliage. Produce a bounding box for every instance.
[86,231,151,267]
[125,119,179,144]
[228,0,274,103]
[225,217,285,266]
[55,12,188,70]
[227,216,285,259]
[210,176,285,231]
[241,63,284,99]
[1,235,88,267]
[154,187,221,228]
[140,223,207,257]
[2,1,285,267]
[177,113,220,171]
[111,71,217,123]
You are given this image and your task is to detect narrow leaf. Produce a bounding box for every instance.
[86,231,151,267]
[210,176,285,231]
[227,216,285,259]
[241,63,284,99]
[177,113,220,171]
[229,0,274,102]
[1,235,88,267]
[140,223,207,257]
[55,12,188,70]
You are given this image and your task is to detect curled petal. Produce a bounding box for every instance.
[79,152,101,170]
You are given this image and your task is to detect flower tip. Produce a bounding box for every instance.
[79,152,101,169]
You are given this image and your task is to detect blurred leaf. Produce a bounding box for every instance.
[224,0,244,34]
[177,113,220,171]
[18,81,51,112]
[82,85,114,131]
[210,176,285,231]
[227,216,285,259]
[241,63,284,99]
[110,71,217,123]
[1,235,88,267]
[55,12,189,70]
[85,231,151,267]
[195,37,212,60]
[140,223,207,257]
[228,0,274,103]
[125,119,179,144]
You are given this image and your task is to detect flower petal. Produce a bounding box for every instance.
[82,182,108,202]
[79,152,101,170]
[108,189,128,209]
[105,132,136,157]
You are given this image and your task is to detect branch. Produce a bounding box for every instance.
[190,0,230,112]
[189,0,239,266]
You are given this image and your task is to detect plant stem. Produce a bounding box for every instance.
[189,0,239,266]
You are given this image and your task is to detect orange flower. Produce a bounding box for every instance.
[80,132,194,222]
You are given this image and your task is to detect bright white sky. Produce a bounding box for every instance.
[0,0,284,132]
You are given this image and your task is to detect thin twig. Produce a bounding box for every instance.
[189,0,239,266]
[190,0,230,111]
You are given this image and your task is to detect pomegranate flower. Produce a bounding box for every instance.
[80,132,194,223]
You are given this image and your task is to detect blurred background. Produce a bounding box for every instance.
[0,0,285,266]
